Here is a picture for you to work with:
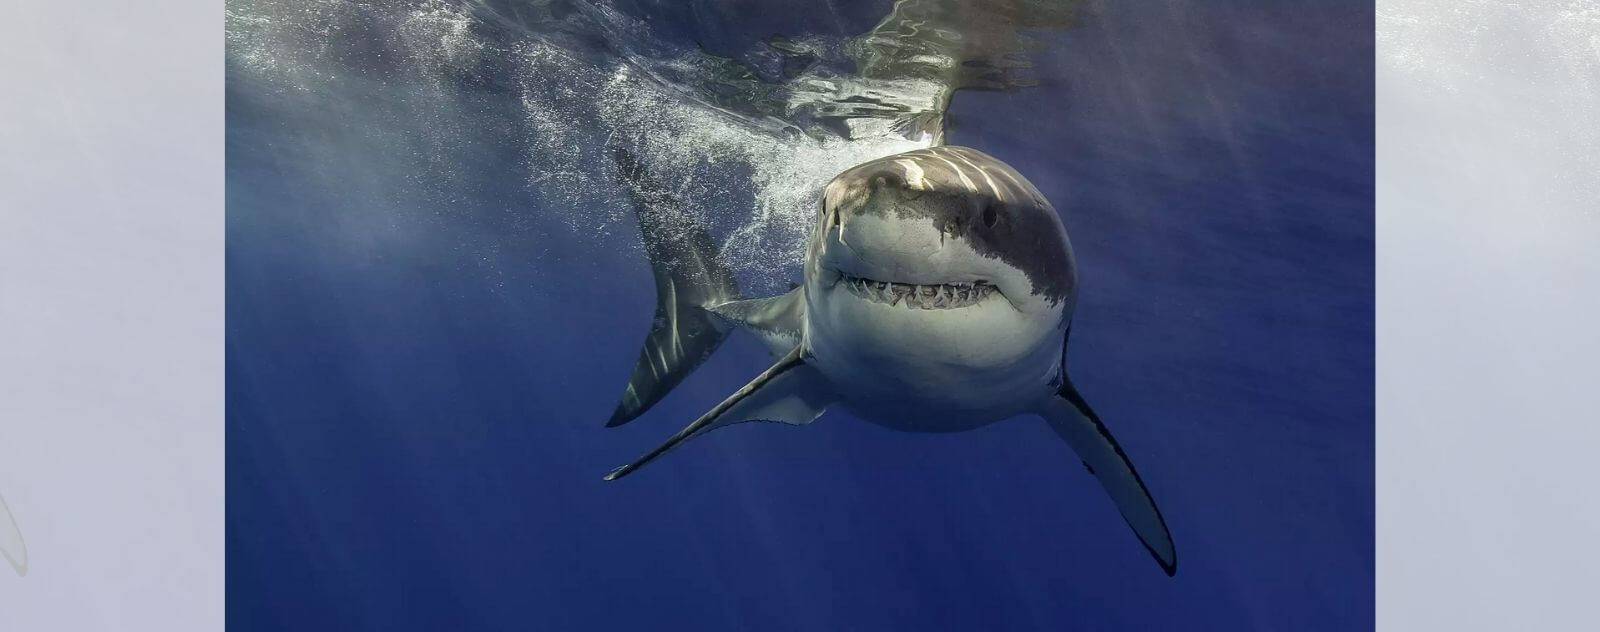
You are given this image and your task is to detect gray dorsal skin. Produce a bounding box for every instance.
[1,493,25,576]
[605,145,1176,576]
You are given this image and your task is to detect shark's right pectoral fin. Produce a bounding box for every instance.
[0,493,26,576]
[605,346,834,481]
[1037,379,1177,576]
[708,287,805,358]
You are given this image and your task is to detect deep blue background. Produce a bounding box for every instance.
[227,1,1372,629]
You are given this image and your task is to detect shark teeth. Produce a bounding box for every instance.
[839,274,997,309]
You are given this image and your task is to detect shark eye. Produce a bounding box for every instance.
[982,204,999,228]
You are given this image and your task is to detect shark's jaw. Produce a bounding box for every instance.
[804,264,1064,430]
[836,273,1001,310]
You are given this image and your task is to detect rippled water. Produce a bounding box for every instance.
[229,0,1082,289]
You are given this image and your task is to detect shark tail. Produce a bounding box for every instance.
[605,146,742,427]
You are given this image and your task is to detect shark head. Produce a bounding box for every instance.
[803,146,1077,421]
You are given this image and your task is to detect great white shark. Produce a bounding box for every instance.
[603,145,1177,576]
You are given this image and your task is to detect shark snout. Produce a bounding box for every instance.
[823,214,960,284]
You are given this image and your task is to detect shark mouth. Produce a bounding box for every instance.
[838,273,999,309]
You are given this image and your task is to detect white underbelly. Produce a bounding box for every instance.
[805,295,1063,432]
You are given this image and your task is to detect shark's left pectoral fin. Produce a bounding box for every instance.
[605,346,834,481]
[0,493,26,576]
[1037,380,1177,576]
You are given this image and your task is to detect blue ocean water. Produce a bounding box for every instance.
[226,1,1372,630]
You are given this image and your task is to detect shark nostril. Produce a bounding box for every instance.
[982,204,999,228]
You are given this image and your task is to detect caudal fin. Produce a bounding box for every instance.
[606,146,742,427]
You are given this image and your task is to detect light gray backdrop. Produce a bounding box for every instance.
[1378,1,1600,630]
[0,1,222,629]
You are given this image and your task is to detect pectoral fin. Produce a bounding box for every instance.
[605,346,834,481]
[0,493,26,576]
[1038,379,1177,576]
[708,288,806,358]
